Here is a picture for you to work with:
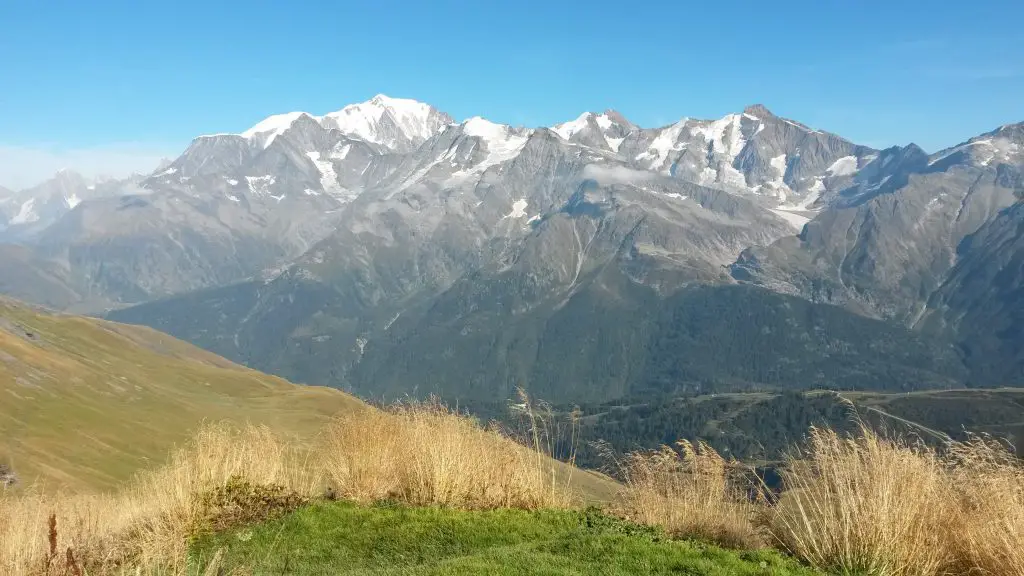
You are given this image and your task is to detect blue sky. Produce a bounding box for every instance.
[1,0,1022,188]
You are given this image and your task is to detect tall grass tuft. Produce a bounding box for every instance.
[946,435,1024,576]
[0,490,123,575]
[320,398,576,510]
[767,425,952,576]
[615,440,765,549]
[0,423,317,574]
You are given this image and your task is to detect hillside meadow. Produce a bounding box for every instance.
[4,297,1024,575]
[3,400,1024,576]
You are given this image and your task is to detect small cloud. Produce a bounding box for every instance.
[0,143,182,190]
[581,164,656,185]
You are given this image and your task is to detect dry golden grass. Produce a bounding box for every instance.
[0,423,318,575]
[614,440,765,549]
[1,400,579,574]
[320,399,576,510]
[611,423,1024,575]
[767,425,953,576]
[946,436,1024,576]
[8,399,1024,576]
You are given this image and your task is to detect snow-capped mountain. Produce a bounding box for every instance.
[0,170,141,242]
[552,110,636,152]
[321,94,453,152]
[3,95,1022,403]
[205,94,453,153]
[732,120,1024,326]
[0,97,909,311]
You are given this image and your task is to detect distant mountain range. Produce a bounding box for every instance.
[2,95,1021,402]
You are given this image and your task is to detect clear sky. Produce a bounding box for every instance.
[1,0,1022,189]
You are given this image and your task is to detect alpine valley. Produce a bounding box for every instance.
[2,95,1021,404]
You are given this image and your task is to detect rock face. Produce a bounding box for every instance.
[916,201,1024,385]
[731,122,1024,385]
[5,96,1024,401]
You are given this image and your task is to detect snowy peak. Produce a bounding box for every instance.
[0,169,136,239]
[241,111,312,148]
[926,121,1024,170]
[552,112,594,140]
[462,116,513,139]
[456,117,530,170]
[552,110,634,152]
[209,95,453,154]
[929,130,1024,169]
[321,94,452,151]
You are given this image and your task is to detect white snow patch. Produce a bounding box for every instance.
[690,114,745,159]
[246,175,276,196]
[770,209,810,230]
[86,185,96,191]
[770,154,788,177]
[661,192,688,201]
[65,193,81,209]
[227,195,241,203]
[553,112,592,140]
[160,167,178,176]
[306,151,341,193]
[242,111,306,149]
[827,155,858,176]
[697,166,718,185]
[605,136,625,152]
[765,154,791,191]
[776,178,824,212]
[504,199,528,219]
[527,214,541,224]
[595,114,614,131]
[10,198,38,225]
[720,163,747,188]
[865,175,892,192]
[303,188,320,196]
[226,178,239,186]
[462,117,529,171]
[636,120,687,170]
[781,118,819,133]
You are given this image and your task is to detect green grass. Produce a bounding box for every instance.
[191,501,823,575]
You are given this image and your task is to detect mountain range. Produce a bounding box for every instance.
[2,95,1021,403]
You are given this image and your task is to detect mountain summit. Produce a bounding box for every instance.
[213,94,454,153]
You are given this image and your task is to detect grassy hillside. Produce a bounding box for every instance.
[192,502,820,575]
[0,296,363,490]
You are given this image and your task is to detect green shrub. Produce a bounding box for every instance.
[192,475,307,537]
